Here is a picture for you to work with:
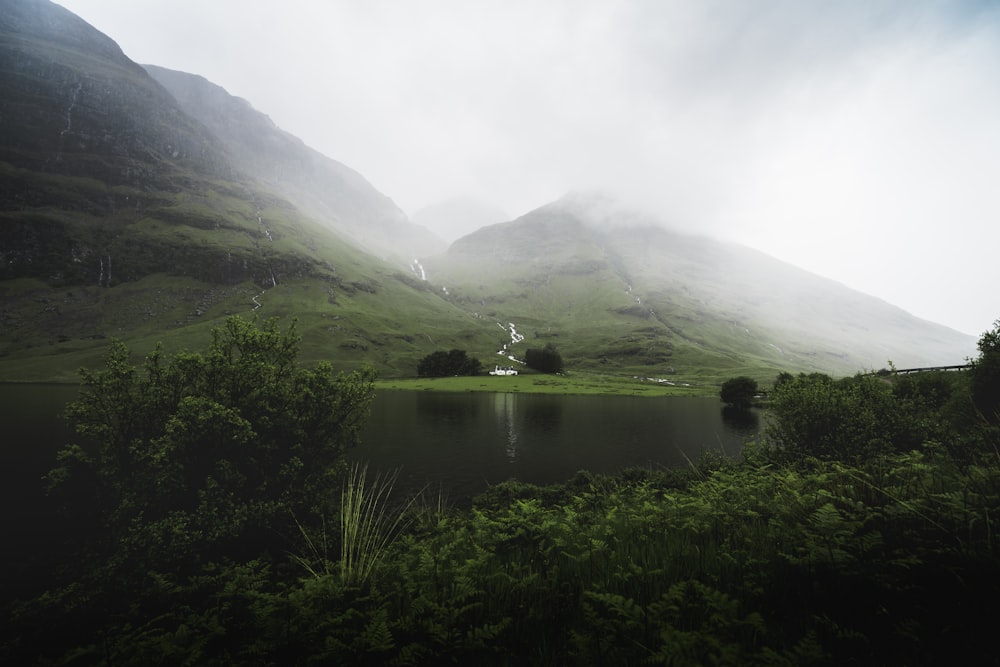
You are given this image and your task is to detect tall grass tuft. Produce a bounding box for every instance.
[340,462,415,586]
[291,513,334,578]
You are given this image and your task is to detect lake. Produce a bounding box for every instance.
[0,383,758,601]
[353,390,759,501]
[0,384,760,511]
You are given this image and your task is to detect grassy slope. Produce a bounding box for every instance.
[424,202,976,387]
[0,5,500,383]
[0,169,500,381]
[424,215,810,387]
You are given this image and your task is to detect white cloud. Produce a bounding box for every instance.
[55,0,1000,335]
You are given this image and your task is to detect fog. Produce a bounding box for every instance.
[56,0,1000,336]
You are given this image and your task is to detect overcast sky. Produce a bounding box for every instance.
[56,0,999,337]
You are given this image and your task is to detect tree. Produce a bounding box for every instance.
[47,315,376,577]
[970,319,1000,423]
[719,376,758,409]
[417,349,482,377]
[524,343,563,373]
[774,372,795,390]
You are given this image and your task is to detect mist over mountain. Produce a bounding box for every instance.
[411,197,509,243]
[144,65,443,263]
[430,194,975,376]
[0,0,977,383]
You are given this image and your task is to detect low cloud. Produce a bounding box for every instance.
[56,0,1000,334]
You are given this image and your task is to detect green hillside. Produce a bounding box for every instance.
[425,195,975,385]
[0,0,493,381]
[0,171,496,380]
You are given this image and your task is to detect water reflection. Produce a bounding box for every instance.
[416,391,479,421]
[522,395,563,436]
[720,406,761,435]
[493,392,519,462]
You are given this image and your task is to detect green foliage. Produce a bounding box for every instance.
[9,319,1000,664]
[417,348,483,377]
[774,371,795,389]
[524,342,564,373]
[337,463,416,586]
[19,316,375,663]
[970,319,1000,423]
[13,429,1000,664]
[720,375,758,408]
[50,316,375,560]
[766,373,926,462]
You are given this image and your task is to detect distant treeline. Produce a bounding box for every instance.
[417,349,482,377]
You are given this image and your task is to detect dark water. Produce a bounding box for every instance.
[0,384,759,510]
[0,384,758,601]
[0,385,760,499]
[353,390,759,501]
[0,383,80,602]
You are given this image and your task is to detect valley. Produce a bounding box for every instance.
[2,4,998,665]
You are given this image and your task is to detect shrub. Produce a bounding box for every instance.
[417,349,483,377]
[970,319,1000,423]
[766,373,922,462]
[524,343,563,373]
[719,376,758,408]
[44,316,375,603]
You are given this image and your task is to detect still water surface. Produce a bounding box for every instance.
[354,390,758,501]
[1,385,759,505]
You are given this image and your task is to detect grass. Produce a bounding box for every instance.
[375,370,715,397]
[291,463,419,586]
[338,463,416,586]
[0,151,828,388]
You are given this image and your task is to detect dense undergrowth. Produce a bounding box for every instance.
[2,318,999,665]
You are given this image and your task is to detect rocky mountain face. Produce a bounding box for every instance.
[0,0,486,378]
[144,65,444,263]
[0,0,228,186]
[0,0,283,288]
[428,194,976,377]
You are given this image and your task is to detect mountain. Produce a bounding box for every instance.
[143,65,444,263]
[411,197,510,243]
[425,193,976,380]
[0,1,976,384]
[0,0,491,380]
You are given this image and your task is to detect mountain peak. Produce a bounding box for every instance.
[546,191,660,232]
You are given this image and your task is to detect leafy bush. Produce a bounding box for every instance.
[766,373,927,462]
[524,343,563,373]
[720,375,758,408]
[970,319,1000,423]
[417,349,483,377]
[17,316,375,663]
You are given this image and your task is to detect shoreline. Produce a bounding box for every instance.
[374,372,715,398]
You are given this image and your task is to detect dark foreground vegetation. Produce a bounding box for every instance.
[3,317,999,665]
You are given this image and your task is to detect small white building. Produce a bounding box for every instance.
[489,365,518,376]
